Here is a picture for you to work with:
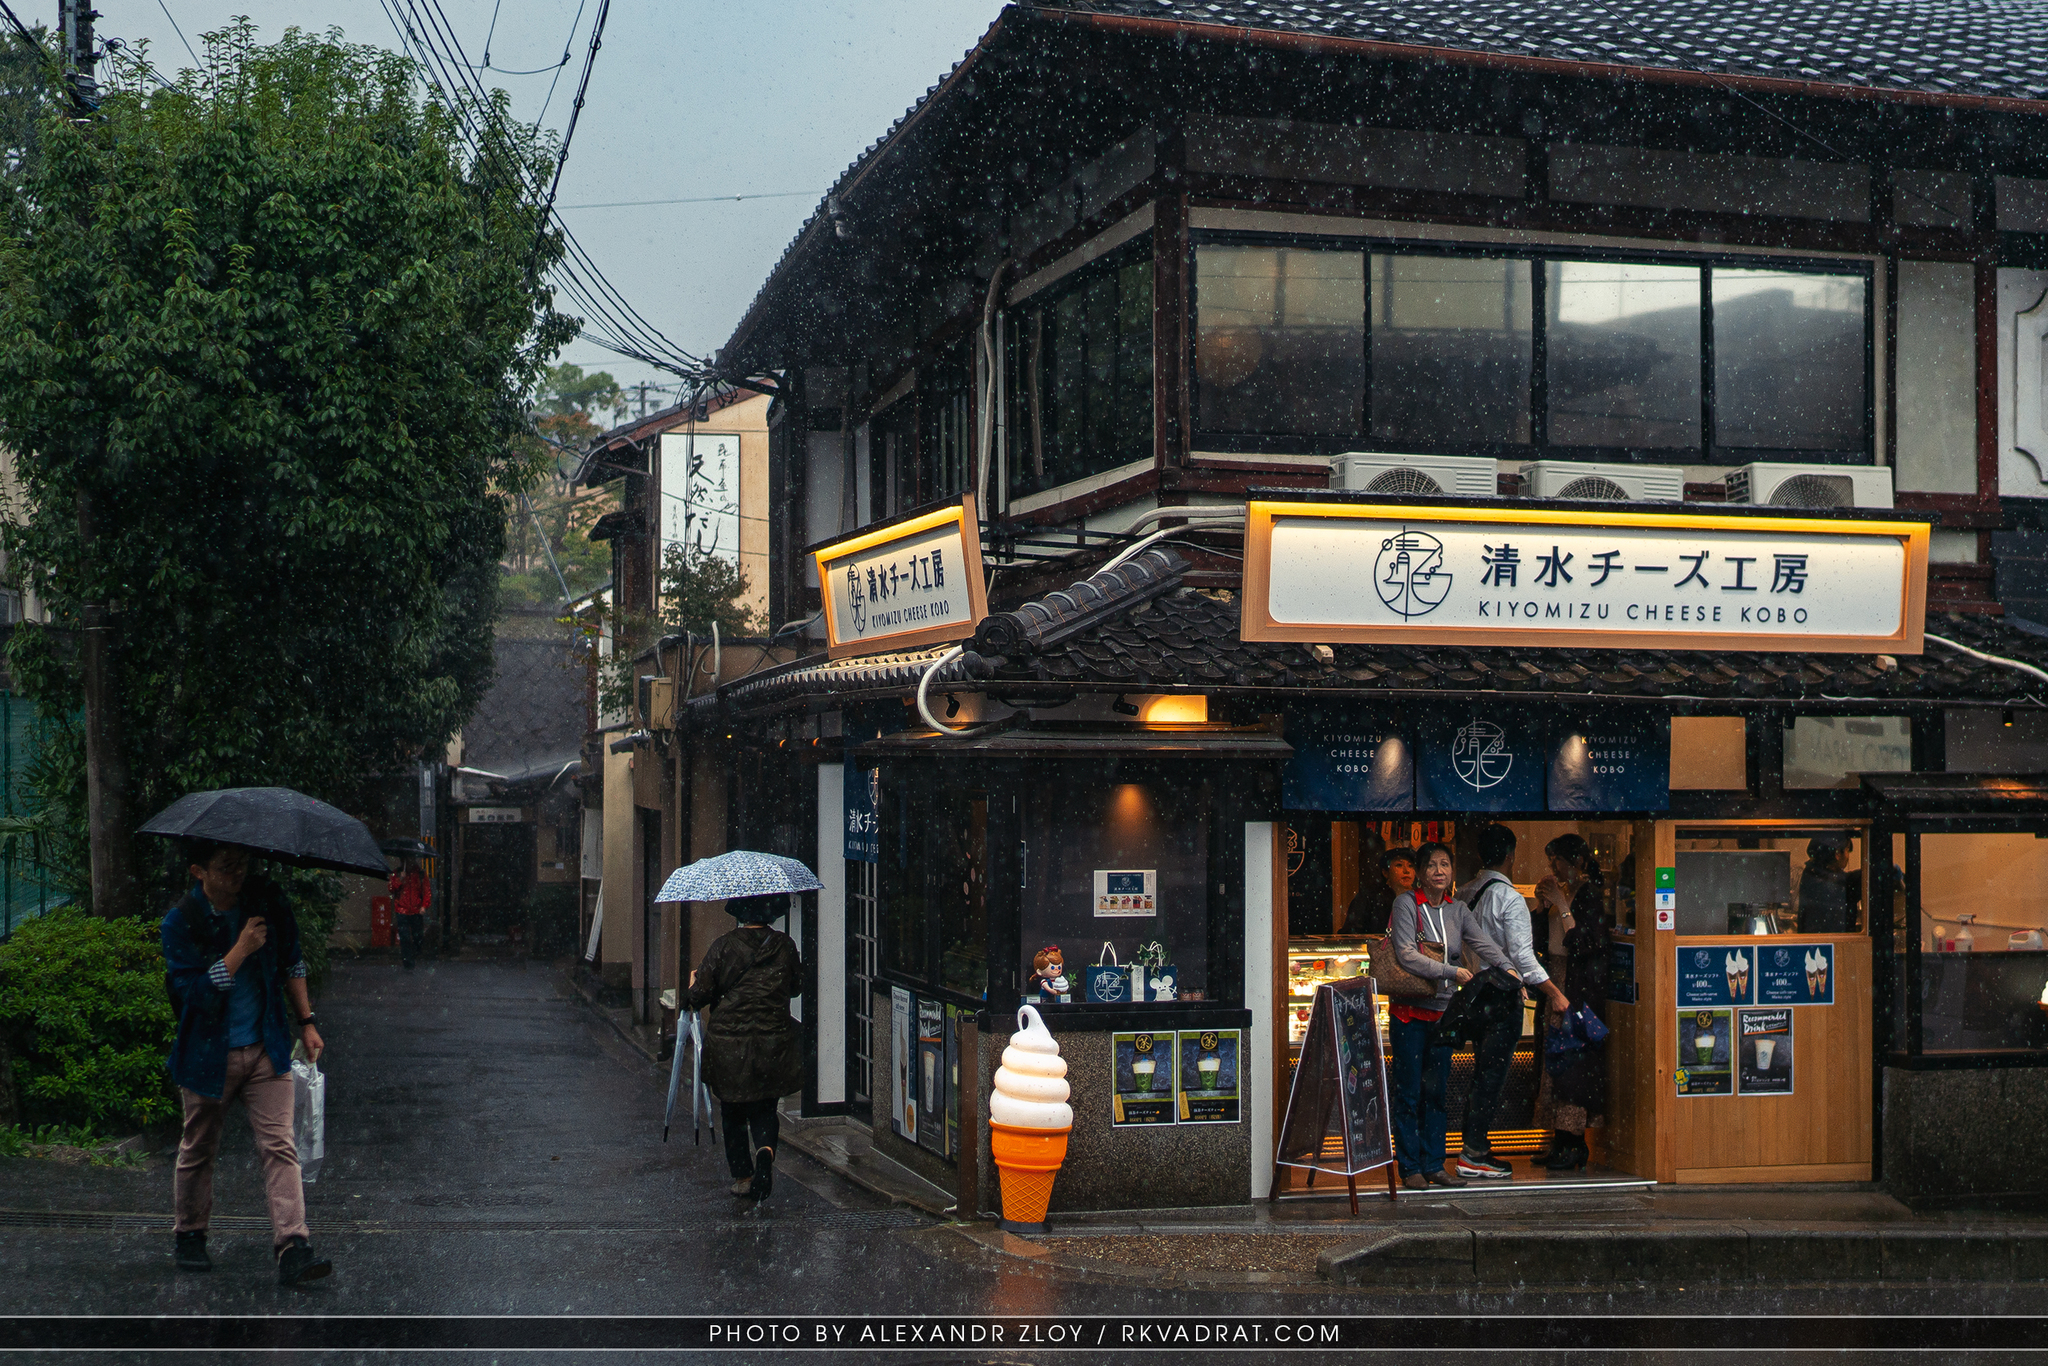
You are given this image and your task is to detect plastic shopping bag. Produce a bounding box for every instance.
[291,1059,326,1184]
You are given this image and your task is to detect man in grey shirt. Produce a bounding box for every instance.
[1455,824,1570,1179]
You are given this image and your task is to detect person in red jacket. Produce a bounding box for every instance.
[389,857,431,970]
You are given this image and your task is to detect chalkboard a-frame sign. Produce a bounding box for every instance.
[1273,978,1398,1213]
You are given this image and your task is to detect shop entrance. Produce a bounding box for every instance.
[1278,813,1643,1190]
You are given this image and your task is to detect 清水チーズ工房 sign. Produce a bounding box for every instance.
[1241,498,1929,653]
[813,498,988,660]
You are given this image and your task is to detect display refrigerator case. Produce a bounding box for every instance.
[1286,938,1384,1051]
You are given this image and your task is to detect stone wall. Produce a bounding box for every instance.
[1883,1065,2048,1204]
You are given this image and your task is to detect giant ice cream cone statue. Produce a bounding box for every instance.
[989,1004,1073,1233]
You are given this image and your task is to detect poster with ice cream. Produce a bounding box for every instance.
[1737,1007,1794,1094]
[1110,1031,1177,1126]
[1678,945,1755,1007]
[1757,942,1834,1006]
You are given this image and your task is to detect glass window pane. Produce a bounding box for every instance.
[1008,252,1153,498]
[1784,716,1912,790]
[1916,831,2048,1052]
[1195,245,1363,436]
[1546,260,1701,448]
[1369,254,1532,445]
[1713,269,1867,451]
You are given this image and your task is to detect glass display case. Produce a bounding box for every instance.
[1286,938,1382,1049]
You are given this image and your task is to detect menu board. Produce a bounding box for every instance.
[1109,1032,1176,1126]
[1176,1029,1241,1124]
[1276,978,1395,1178]
[1737,1007,1794,1095]
[1757,942,1835,1006]
[1678,944,1755,1007]
[1675,1007,1734,1096]
[1607,940,1638,1005]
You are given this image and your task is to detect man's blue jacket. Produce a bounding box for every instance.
[160,877,306,1098]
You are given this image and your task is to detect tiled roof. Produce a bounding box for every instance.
[721,585,2048,714]
[1069,0,2048,104]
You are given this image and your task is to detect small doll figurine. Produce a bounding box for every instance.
[1032,945,1070,1002]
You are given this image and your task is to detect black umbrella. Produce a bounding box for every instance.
[378,836,434,860]
[140,787,389,877]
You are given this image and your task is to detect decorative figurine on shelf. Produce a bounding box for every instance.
[1031,945,1071,1003]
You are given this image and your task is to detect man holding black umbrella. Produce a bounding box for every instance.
[160,840,334,1286]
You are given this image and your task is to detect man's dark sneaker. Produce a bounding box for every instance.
[275,1236,332,1286]
[174,1231,210,1273]
[1457,1152,1514,1179]
[748,1146,774,1201]
[1425,1166,1466,1187]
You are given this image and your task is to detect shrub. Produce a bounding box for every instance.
[0,910,175,1131]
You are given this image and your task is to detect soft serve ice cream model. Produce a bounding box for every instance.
[989,1005,1073,1233]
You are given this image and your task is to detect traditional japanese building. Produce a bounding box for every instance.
[585,1,2048,1213]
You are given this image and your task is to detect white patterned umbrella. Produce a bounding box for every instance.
[654,849,823,903]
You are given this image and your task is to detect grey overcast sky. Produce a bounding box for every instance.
[98,1,1010,405]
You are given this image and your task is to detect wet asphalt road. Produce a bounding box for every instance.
[0,958,2039,1363]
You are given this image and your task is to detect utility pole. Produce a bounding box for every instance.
[63,2,134,917]
[58,0,97,106]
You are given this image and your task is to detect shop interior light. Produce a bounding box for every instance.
[1138,694,1209,724]
[2003,709,2016,728]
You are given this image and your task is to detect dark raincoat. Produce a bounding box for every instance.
[684,925,803,1104]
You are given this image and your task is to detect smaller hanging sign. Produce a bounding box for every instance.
[1756,941,1835,1006]
[1110,1032,1177,1126]
[1176,1029,1241,1123]
[1736,1007,1795,1095]
[813,497,989,660]
[1675,1007,1735,1096]
[1678,944,1754,1007]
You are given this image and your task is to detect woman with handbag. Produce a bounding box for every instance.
[1386,842,1513,1189]
[1535,834,1611,1170]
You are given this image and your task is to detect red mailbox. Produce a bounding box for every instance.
[371,895,394,949]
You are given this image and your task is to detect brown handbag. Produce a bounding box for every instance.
[1363,930,1443,1002]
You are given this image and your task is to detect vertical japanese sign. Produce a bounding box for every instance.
[659,431,742,565]
[814,499,989,659]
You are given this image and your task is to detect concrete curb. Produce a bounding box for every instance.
[558,966,660,1063]
[1319,1224,2048,1286]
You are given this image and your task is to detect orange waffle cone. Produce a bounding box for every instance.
[997,1163,1059,1225]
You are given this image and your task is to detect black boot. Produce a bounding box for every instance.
[1542,1131,1588,1171]
[748,1146,774,1201]
[174,1231,210,1273]
[276,1235,333,1286]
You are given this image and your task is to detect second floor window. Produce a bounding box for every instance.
[1193,238,1872,465]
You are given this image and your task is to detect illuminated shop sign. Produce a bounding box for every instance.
[813,498,989,660]
[1242,499,1929,653]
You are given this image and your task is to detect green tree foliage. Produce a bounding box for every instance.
[0,910,176,1130]
[501,363,619,607]
[661,543,759,637]
[0,24,573,908]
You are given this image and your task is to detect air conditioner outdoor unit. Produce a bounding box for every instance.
[1723,462,1893,510]
[1520,460,1685,502]
[1331,452,1499,498]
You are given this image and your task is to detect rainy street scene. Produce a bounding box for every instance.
[4,0,2048,1361]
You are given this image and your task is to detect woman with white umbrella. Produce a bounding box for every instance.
[665,851,820,1202]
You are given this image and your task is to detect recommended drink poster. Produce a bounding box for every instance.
[1110,1032,1176,1126]
[1757,942,1835,1006]
[1176,1029,1241,1124]
[1093,869,1158,917]
[1675,1007,1734,1096]
[1678,944,1755,1007]
[1737,1007,1795,1095]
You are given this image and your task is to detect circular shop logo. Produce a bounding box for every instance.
[1374,530,1452,620]
[1774,948,1792,967]
[1094,968,1127,1003]
[1451,718,1513,790]
[1694,950,1712,969]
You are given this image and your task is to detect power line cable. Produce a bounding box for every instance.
[481,0,499,68]
[558,190,819,210]
[534,0,586,130]
[154,0,200,69]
